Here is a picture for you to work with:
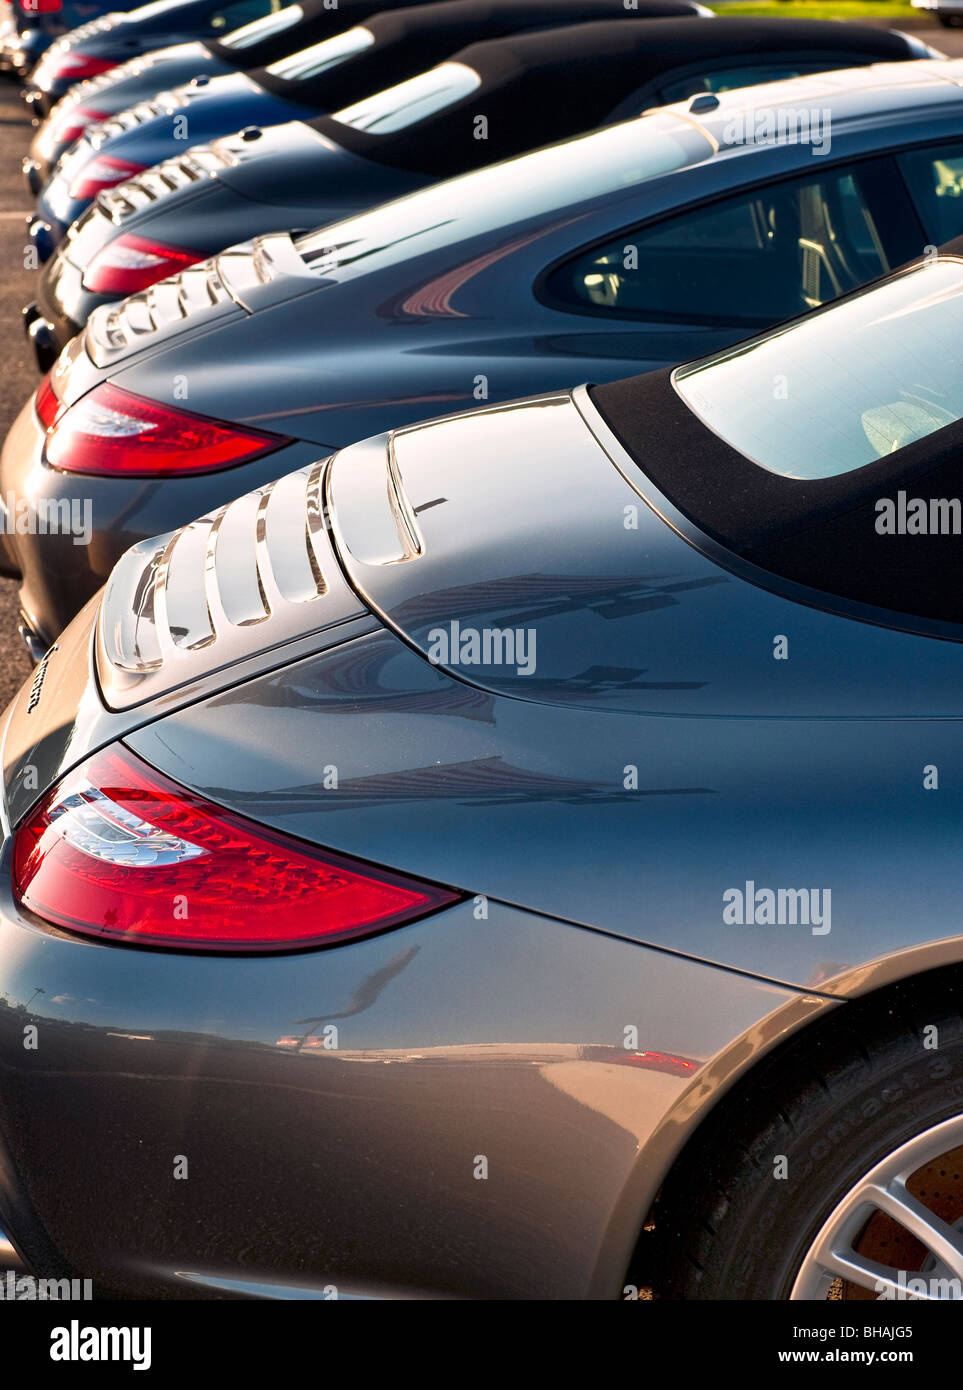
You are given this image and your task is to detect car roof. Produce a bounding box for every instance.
[252,0,708,102]
[311,16,923,176]
[675,56,963,151]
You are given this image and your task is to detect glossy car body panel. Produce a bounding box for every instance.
[0,585,833,1299]
[118,396,963,990]
[0,854,827,1298]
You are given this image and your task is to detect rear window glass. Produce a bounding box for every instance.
[672,258,963,479]
[221,0,299,48]
[658,62,818,106]
[547,166,890,325]
[333,62,481,135]
[131,0,201,17]
[897,141,963,248]
[266,25,373,79]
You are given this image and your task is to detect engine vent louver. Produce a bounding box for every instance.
[85,256,234,362]
[97,459,372,709]
[97,146,228,218]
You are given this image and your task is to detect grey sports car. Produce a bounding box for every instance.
[8,61,963,653]
[1,251,962,1300]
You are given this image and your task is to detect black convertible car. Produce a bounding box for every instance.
[25,0,704,189]
[28,4,728,253]
[22,0,511,176]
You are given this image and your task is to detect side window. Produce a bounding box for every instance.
[897,141,963,247]
[656,63,817,107]
[204,0,279,35]
[544,165,894,326]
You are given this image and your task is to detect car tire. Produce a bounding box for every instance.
[938,13,963,25]
[654,985,963,1299]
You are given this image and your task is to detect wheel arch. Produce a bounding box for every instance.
[592,958,963,1299]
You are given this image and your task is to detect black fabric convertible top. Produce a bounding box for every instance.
[252,0,703,103]
[590,350,963,627]
[203,0,444,67]
[310,16,918,177]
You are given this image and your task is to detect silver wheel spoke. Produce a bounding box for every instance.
[868,1182,963,1280]
[790,1115,963,1300]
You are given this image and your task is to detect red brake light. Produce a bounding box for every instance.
[52,56,116,81]
[13,745,462,952]
[68,154,146,201]
[21,0,63,13]
[34,372,60,430]
[82,233,203,295]
[53,105,110,146]
[45,382,291,477]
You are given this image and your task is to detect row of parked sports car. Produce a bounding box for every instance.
[0,0,962,1304]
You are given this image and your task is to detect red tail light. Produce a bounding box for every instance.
[53,107,110,147]
[13,745,462,952]
[82,233,203,295]
[51,56,116,81]
[68,154,146,200]
[34,371,61,429]
[21,0,63,12]
[44,382,291,477]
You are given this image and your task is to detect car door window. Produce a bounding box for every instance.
[204,0,280,35]
[544,164,896,326]
[897,141,963,247]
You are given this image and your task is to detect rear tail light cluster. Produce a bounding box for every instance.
[53,104,110,148]
[50,56,116,81]
[41,379,290,477]
[82,233,202,295]
[20,0,63,12]
[69,154,146,201]
[13,745,461,952]
[34,370,60,429]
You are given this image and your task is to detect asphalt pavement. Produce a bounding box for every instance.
[0,72,43,708]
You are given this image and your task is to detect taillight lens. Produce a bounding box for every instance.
[68,154,146,200]
[82,233,202,295]
[53,105,110,147]
[45,382,290,477]
[20,0,63,13]
[34,371,61,429]
[51,56,116,81]
[13,745,462,951]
